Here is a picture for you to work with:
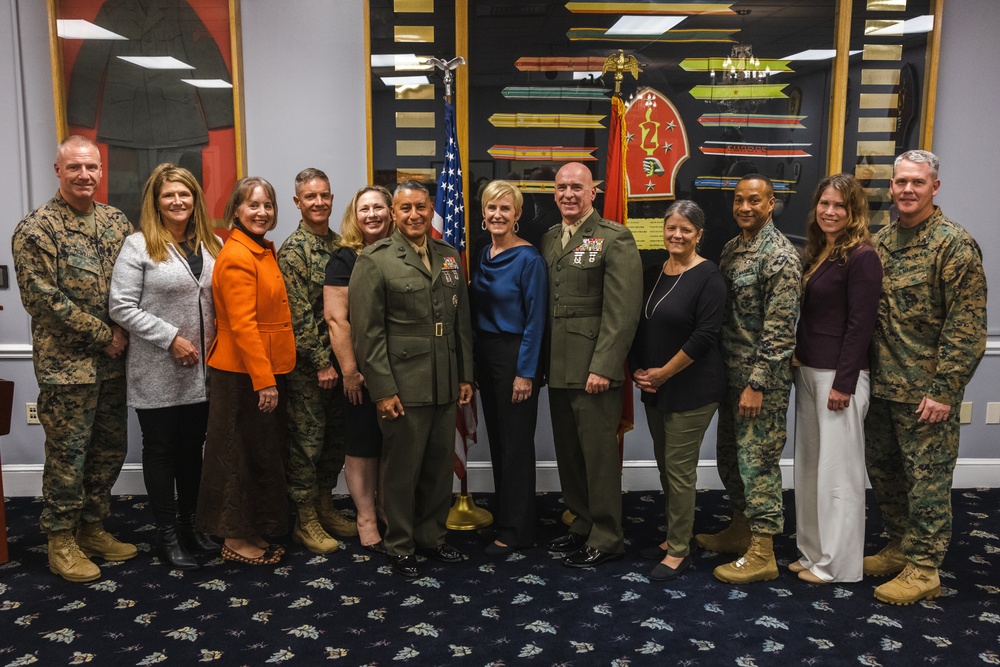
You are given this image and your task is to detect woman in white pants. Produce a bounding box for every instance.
[792,174,882,583]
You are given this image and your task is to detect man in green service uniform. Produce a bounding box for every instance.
[864,150,987,605]
[12,135,137,582]
[278,168,357,555]
[697,174,801,584]
[349,180,474,579]
[542,162,642,568]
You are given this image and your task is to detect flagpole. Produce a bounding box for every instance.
[425,55,493,531]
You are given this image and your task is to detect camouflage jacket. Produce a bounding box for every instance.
[278,222,339,372]
[871,207,987,405]
[719,220,802,389]
[12,191,131,384]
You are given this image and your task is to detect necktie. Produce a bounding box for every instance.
[415,244,431,271]
[561,226,573,250]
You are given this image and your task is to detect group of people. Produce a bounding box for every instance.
[12,136,986,608]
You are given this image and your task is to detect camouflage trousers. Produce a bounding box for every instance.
[37,377,128,533]
[285,366,345,505]
[716,385,790,535]
[864,397,960,568]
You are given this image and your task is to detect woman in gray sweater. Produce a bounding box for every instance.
[110,163,222,569]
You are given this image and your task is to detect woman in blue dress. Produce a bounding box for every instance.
[469,180,548,554]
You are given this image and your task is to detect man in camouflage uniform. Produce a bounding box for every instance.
[696,174,801,584]
[864,150,987,605]
[12,135,137,582]
[277,168,357,554]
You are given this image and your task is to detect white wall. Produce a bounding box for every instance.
[1,1,997,495]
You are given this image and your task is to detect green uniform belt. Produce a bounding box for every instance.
[387,322,453,337]
[552,304,602,318]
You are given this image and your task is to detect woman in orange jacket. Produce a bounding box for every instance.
[195,176,295,565]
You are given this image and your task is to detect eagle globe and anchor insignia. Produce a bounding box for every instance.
[624,87,690,200]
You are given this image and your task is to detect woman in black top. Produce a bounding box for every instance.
[630,200,727,581]
[323,185,394,553]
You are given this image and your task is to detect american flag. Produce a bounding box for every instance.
[430,100,476,480]
[431,101,465,256]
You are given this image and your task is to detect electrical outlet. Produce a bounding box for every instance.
[960,402,973,424]
[986,402,1000,425]
[26,402,40,424]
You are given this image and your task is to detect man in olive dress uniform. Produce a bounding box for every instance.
[864,150,987,605]
[542,162,642,568]
[349,181,474,579]
[12,135,137,582]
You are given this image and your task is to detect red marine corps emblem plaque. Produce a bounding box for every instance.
[624,87,690,200]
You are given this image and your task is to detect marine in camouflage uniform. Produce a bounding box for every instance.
[865,168,987,579]
[12,136,135,581]
[700,175,801,584]
[716,219,801,534]
[277,169,355,552]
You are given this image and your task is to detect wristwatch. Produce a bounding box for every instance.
[748,380,765,392]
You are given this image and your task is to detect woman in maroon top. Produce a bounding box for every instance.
[792,174,882,583]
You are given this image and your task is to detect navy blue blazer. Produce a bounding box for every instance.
[795,244,882,394]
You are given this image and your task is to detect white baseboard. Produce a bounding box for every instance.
[4,459,999,497]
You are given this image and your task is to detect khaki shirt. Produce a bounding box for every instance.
[719,220,801,389]
[871,207,987,405]
[12,192,131,384]
[278,222,339,372]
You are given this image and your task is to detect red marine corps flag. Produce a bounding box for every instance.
[600,50,639,446]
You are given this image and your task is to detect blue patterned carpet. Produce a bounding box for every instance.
[1,489,998,666]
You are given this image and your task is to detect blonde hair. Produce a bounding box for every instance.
[802,173,872,283]
[139,163,221,263]
[480,179,523,218]
[336,185,394,254]
[224,176,278,232]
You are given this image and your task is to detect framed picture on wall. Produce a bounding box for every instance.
[47,0,245,225]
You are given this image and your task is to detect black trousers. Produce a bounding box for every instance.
[475,332,539,547]
[135,402,210,526]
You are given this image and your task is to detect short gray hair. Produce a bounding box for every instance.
[294,167,330,194]
[394,179,431,199]
[56,135,100,162]
[664,200,706,230]
[894,150,939,179]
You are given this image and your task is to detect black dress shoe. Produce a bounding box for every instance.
[362,540,386,554]
[388,554,420,578]
[639,545,669,561]
[562,545,623,568]
[416,544,464,563]
[484,541,514,556]
[649,555,691,581]
[547,532,587,553]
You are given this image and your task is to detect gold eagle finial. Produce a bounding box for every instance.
[601,50,641,95]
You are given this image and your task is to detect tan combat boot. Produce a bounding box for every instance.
[863,541,907,577]
[315,490,358,538]
[48,530,101,582]
[76,522,138,561]
[293,503,340,554]
[713,534,779,584]
[695,511,751,554]
[874,562,941,605]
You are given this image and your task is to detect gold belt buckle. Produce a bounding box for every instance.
[435,322,443,336]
